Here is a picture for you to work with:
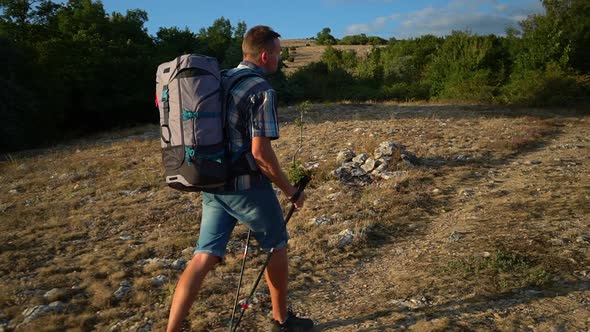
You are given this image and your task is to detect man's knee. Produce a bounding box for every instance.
[190,253,222,270]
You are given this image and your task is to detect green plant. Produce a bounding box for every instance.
[287,101,313,184]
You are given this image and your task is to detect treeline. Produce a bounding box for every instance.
[285,1,589,104]
[0,0,245,152]
[1,0,589,152]
[315,28,387,45]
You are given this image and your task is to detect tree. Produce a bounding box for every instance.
[155,26,200,60]
[541,0,590,73]
[316,27,336,45]
[198,16,233,61]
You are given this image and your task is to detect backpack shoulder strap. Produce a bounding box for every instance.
[222,68,263,95]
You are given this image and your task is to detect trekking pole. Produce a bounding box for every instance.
[230,176,310,332]
[228,229,251,332]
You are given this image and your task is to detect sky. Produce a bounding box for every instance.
[61,0,545,39]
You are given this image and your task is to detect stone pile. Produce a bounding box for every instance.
[332,141,419,185]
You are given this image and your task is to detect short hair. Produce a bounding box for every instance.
[242,25,281,58]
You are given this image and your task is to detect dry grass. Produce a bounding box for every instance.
[280,39,380,75]
[1,104,589,331]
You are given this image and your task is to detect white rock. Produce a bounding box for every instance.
[352,153,369,165]
[181,247,195,257]
[309,216,331,226]
[152,275,168,286]
[337,229,354,248]
[171,258,186,270]
[22,301,65,323]
[113,280,132,299]
[336,150,355,163]
[361,158,378,173]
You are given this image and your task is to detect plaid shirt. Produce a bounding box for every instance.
[224,61,280,191]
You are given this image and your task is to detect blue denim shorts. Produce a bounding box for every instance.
[195,179,288,258]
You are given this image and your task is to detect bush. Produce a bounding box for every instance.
[501,63,586,106]
[380,82,431,101]
[436,70,497,103]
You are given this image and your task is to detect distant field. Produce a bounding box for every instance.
[281,39,381,75]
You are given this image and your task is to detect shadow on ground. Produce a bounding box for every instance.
[315,280,590,331]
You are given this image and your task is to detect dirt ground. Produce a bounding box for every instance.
[0,104,589,331]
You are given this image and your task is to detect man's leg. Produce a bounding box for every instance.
[264,247,288,323]
[166,253,220,332]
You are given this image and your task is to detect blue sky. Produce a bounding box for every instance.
[68,0,545,39]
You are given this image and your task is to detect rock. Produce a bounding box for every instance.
[373,199,384,206]
[181,247,195,257]
[171,258,186,270]
[113,280,132,299]
[550,238,567,246]
[454,154,470,162]
[336,229,354,249]
[448,231,465,243]
[135,321,153,332]
[326,192,341,200]
[459,189,475,197]
[22,301,65,323]
[374,141,399,159]
[361,158,378,173]
[310,216,332,226]
[330,213,344,221]
[43,288,67,302]
[432,188,442,194]
[303,161,320,170]
[0,203,15,213]
[352,153,369,165]
[109,322,123,331]
[152,275,168,287]
[576,235,590,244]
[350,167,367,177]
[377,172,395,180]
[336,150,355,163]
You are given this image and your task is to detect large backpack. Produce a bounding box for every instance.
[155,54,260,192]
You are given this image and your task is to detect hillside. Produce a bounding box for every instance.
[1,103,589,331]
[280,39,380,75]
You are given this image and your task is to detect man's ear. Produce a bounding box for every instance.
[260,50,269,65]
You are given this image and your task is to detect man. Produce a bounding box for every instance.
[166,26,314,332]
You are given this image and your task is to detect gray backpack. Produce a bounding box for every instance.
[155,54,260,191]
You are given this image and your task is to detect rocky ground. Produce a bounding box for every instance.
[0,104,588,331]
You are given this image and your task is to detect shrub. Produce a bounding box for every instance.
[500,62,586,106]
[380,82,431,101]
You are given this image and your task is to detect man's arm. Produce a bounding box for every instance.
[251,136,305,208]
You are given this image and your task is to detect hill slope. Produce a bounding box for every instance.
[0,104,589,331]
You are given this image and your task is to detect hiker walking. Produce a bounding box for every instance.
[166,26,314,332]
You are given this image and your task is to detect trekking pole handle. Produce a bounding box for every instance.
[289,176,311,203]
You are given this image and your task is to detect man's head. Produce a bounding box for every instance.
[242,25,281,74]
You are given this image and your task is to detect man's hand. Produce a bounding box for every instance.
[288,189,306,209]
[252,137,306,209]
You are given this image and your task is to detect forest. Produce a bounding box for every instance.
[1,0,588,152]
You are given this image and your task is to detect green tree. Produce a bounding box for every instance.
[222,20,247,68]
[155,26,200,60]
[198,16,233,62]
[426,31,506,101]
[316,27,337,45]
[541,0,589,73]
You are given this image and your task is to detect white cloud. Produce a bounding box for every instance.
[343,0,544,38]
[345,13,399,35]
